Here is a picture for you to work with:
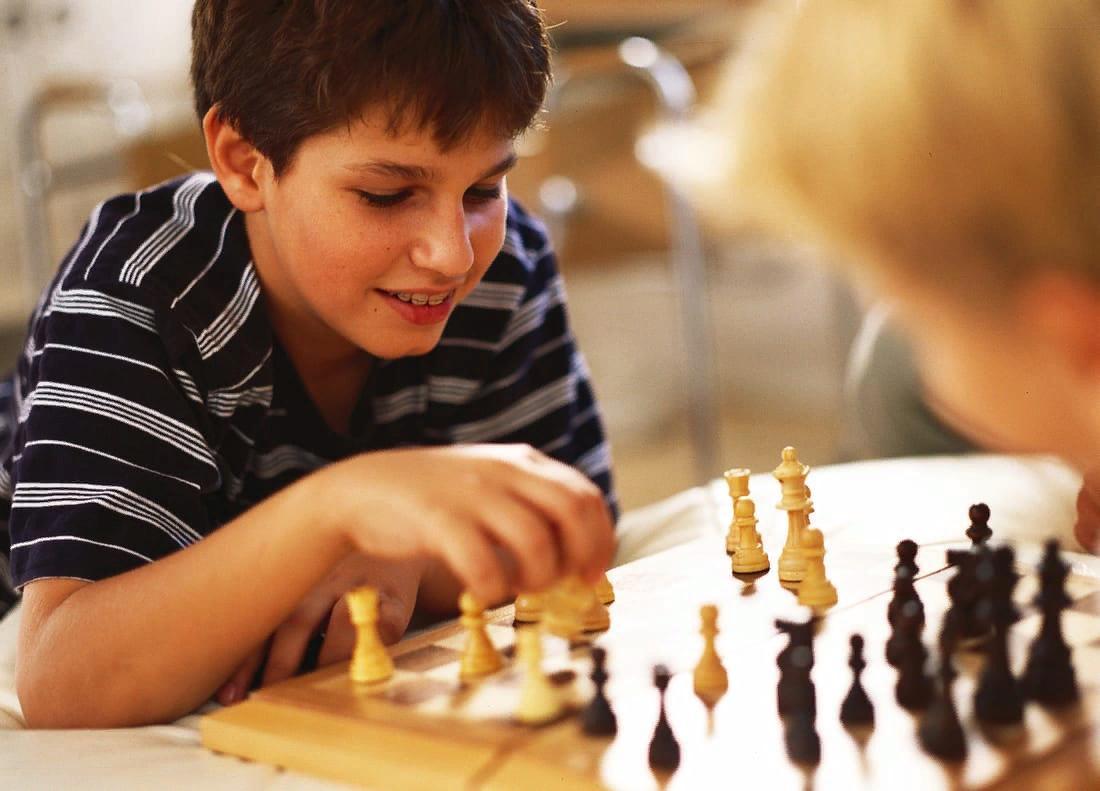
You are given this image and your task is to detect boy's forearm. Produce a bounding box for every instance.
[18,470,351,728]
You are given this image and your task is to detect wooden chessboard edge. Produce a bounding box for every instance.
[200,698,502,791]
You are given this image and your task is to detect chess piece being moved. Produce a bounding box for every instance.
[515,626,563,725]
[594,573,615,606]
[581,646,617,736]
[966,503,993,547]
[579,581,611,632]
[774,447,811,582]
[918,611,967,761]
[543,576,593,640]
[1021,540,1079,707]
[724,468,751,554]
[973,546,1024,724]
[513,591,544,623]
[648,665,681,771]
[347,586,394,684]
[797,528,838,609]
[693,604,728,706]
[839,634,874,727]
[459,591,503,680]
[731,498,770,574]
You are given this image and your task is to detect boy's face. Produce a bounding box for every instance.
[245,110,515,362]
[878,271,1099,468]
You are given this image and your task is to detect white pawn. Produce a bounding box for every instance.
[347,586,394,684]
[514,591,544,623]
[731,498,770,574]
[797,527,838,608]
[515,626,563,725]
[693,604,728,707]
[459,591,504,680]
[723,468,751,554]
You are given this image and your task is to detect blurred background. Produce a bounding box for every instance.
[0,0,869,512]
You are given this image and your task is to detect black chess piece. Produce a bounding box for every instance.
[648,665,680,771]
[886,597,926,667]
[945,547,990,644]
[918,611,968,761]
[581,646,617,736]
[966,503,993,547]
[973,546,1025,724]
[776,616,817,719]
[894,636,933,711]
[784,711,821,766]
[840,634,875,727]
[888,540,923,628]
[1021,540,1080,707]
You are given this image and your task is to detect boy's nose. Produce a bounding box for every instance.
[410,205,475,278]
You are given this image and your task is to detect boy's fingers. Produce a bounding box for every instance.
[510,457,614,579]
[478,495,561,592]
[435,518,510,605]
[317,604,358,667]
[216,646,266,705]
[261,598,333,686]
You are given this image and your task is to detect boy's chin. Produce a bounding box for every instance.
[362,335,445,361]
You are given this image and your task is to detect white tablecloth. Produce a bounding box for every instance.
[0,453,1090,789]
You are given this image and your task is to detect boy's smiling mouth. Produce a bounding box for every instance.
[376,288,457,325]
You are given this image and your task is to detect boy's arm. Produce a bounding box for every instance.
[17,443,613,728]
[18,468,350,728]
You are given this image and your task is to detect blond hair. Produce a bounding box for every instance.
[708,0,1100,292]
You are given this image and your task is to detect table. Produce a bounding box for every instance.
[0,453,1090,789]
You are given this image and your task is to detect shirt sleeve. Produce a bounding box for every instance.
[439,217,619,524]
[7,285,218,588]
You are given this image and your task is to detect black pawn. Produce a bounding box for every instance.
[1021,540,1079,707]
[918,611,967,761]
[946,547,989,643]
[973,546,1024,724]
[886,598,926,667]
[581,646,617,736]
[894,638,933,711]
[840,634,875,727]
[888,540,923,628]
[648,665,680,771]
[966,503,993,547]
[784,711,821,766]
[776,616,817,719]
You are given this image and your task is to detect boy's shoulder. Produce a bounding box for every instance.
[49,172,267,359]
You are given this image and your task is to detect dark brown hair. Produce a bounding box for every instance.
[191,1,551,175]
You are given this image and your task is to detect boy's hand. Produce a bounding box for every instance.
[1075,467,1100,554]
[326,444,615,607]
[215,553,423,703]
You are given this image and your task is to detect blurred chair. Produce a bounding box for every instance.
[534,24,730,481]
[15,78,206,305]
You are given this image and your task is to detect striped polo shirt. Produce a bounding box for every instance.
[0,172,616,590]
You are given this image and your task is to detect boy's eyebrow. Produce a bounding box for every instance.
[345,153,518,182]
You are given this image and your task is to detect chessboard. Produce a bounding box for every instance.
[199,533,1100,790]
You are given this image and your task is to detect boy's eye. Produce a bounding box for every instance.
[356,189,412,208]
[466,185,502,204]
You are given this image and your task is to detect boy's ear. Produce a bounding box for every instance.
[1019,271,1100,384]
[202,106,269,213]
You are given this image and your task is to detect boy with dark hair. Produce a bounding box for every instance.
[0,0,616,728]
